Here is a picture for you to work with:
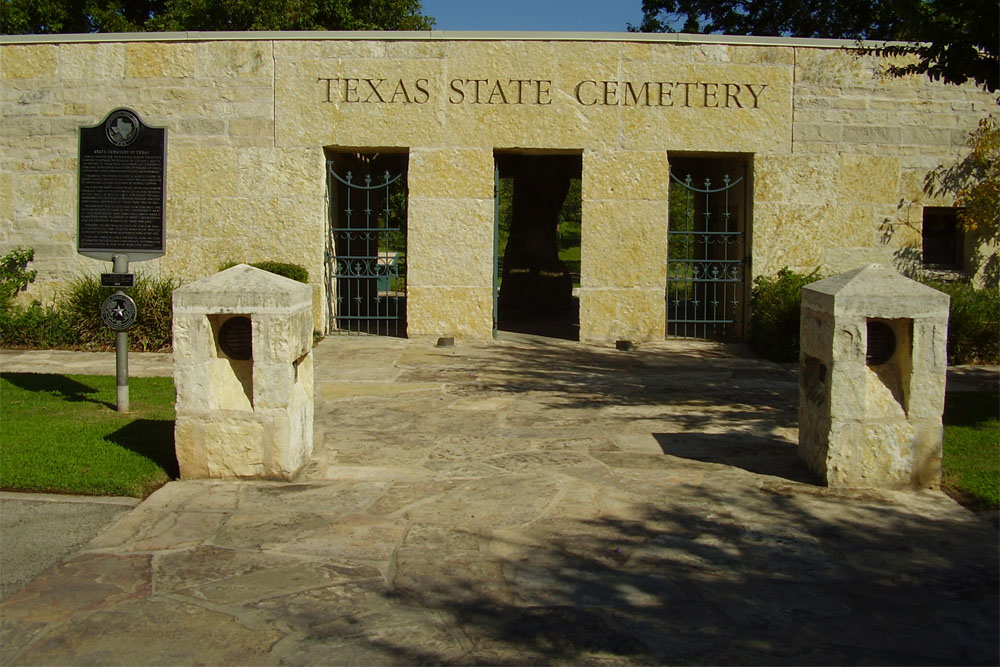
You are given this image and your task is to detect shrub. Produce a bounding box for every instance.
[749,267,820,363]
[0,301,77,349]
[221,261,308,283]
[749,267,999,366]
[0,247,75,349]
[0,247,37,311]
[59,273,179,352]
[920,279,999,364]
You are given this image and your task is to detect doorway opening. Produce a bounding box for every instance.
[494,152,582,340]
[326,150,408,337]
[667,154,751,340]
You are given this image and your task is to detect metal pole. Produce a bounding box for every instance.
[113,254,129,412]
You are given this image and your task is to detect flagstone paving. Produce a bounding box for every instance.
[1,337,997,665]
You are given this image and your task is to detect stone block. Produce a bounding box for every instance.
[821,247,900,278]
[839,155,900,204]
[408,148,494,199]
[407,285,493,338]
[237,148,325,198]
[579,288,665,341]
[58,43,126,79]
[730,45,795,66]
[581,199,669,289]
[228,118,275,144]
[168,146,240,197]
[799,264,949,488]
[407,197,494,288]
[751,201,837,276]
[173,265,314,480]
[195,41,273,79]
[841,125,902,146]
[1,44,57,79]
[900,126,953,146]
[0,171,12,223]
[793,49,883,88]
[126,42,195,78]
[178,417,267,478]
[12,173,74,218]
[753,154,837,204]
[583,150,670,201]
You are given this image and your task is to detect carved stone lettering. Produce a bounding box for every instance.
[321,76,767,109]
[319,77,431,104]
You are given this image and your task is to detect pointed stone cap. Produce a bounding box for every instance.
[173,264,311,312]
[802,264,949,318]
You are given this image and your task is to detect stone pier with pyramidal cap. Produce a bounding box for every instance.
[798,264,950,488]
[172,264,314,480]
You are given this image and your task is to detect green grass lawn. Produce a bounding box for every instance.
[941,391,999,511]
[0,373,177,498]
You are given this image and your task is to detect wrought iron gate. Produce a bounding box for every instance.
[326,160,407,336]
[667,169,746,339]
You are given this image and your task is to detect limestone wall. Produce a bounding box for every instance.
[1,33,993,340]
[1,39,327,328]
[755,47,994,279]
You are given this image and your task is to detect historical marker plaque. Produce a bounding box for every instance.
[78,108,166,261]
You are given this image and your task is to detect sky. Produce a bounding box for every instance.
[420,0,645,33]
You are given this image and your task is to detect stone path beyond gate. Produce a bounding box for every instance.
[1,336,997,665]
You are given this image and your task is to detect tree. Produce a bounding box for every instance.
[0,0,434,34]
[632,0,998,93]
[0,0,164,33]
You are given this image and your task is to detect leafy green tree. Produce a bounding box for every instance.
[632,0,998,93]
[0,0,433,33]
[1,0,157,33]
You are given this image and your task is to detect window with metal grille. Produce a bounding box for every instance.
[922,207,964,270]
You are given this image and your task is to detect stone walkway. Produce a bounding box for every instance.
[1,337,997,665]
[0,348,174,377]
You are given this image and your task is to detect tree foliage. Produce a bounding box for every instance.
[0,0,434,34]
[633,0,998,93]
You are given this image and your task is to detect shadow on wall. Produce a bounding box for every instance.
[892,236,999,289]
[892,244,924,278]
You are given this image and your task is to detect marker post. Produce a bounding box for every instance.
[113,254,129,412]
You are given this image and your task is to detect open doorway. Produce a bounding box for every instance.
[494,152,582,340]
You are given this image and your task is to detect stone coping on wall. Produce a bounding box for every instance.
[0,30,909,50]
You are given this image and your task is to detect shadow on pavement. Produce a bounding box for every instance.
[341,487,999,665]
[654,432,817,484]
